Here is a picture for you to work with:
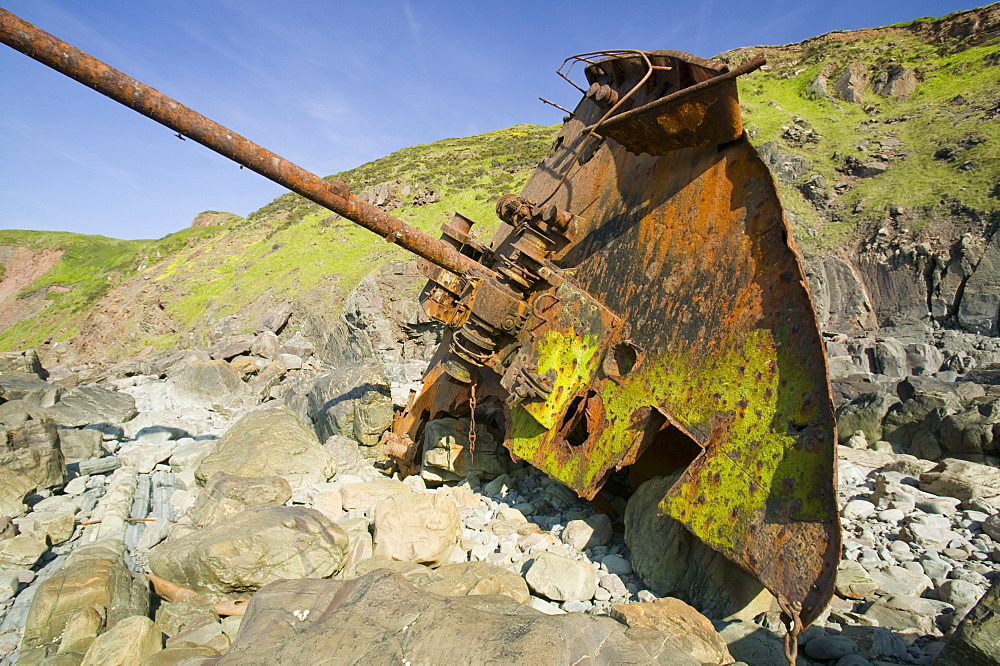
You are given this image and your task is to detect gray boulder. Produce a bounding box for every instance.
[78,615,162,666]
[372,492,461,567]
[171,358,245,400]
[250,330,281,359]
[196,405,336,490]
[57,427,104,463]
[805,74,829,100]
[216,571,701,665]
[837,391,899,444]
[624,475,772,620]
[757,141,809,184]
[420,560,531,605]
[873,65,917,99]
[0,467,35,517]
[280,331,314,359]
[284,363,392,456]
[610,597,733,665]
[920,458,1000,504]
[41,384,138,426]
[0,416,64,489]
[561,513,613,551]
[716,620,788,665]
[0,350,47,378]
[0,533,47,569]
[177,471,292,533]
[148,506,348,595]
[0,373,58,408]
[862,594,937,634]
[420,417,511,482]
[18,540,149,665]
[935,578,1000,665]
[524,551,597,602]
[939,406,999,455]
[834,63,869,103]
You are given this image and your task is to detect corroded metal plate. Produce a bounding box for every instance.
[396,51,839,626]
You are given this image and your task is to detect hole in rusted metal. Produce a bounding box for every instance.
[561,396,590,447]
[627,409,702,492]
[558,390,603,448]
[603,342,640,377]
[560,396,585,431]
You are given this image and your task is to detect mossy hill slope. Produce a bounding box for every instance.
[0,125,558,364]
[0,4,996,366]
[722,2,1000,254]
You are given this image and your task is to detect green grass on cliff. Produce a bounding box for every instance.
[0,226,220,348]
[0,125,558,354]
[734,22,1000,251]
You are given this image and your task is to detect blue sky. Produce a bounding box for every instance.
[0,1,980,240]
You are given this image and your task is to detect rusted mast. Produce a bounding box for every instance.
[0,7,490,279]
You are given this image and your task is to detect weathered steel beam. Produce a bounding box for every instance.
[0,7,489,279]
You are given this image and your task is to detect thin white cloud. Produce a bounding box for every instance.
[403,2,421,44]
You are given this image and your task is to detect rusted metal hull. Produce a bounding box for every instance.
[0,11,839,633]
[394,52,840,627]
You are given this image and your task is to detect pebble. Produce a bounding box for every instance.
[601,553,633,576]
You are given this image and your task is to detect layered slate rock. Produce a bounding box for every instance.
[610,597,734,665]
[196,405,336,490]
[216,571,701,665]
[958,232,1000,335]
[78,615,162,666]
[283,362,393,455]
[0,350,47,377]
[0,467,35,517]
[147,506,348,595]
[0,416,64,490]
[936,578,1000,665]
[419,561,531,605]
[180,472,292,532]
[18,540,149,665]
[57,427,103,463]
[41,385,138,427]
[0,534,47,570]
[171,358,245,399]
[0,373,58,408]
[920,458,1000,504]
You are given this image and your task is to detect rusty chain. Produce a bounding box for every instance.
[781,600,803,666]
[468,383,477,464]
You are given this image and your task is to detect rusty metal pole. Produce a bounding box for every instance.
[0,8,491,279]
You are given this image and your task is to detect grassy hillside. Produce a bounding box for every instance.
[0,5,996,364]
[0,227,218,348]
[0,124,558,359]
[726,6,1000,251]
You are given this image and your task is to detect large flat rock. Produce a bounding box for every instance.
[215,570,701,665]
